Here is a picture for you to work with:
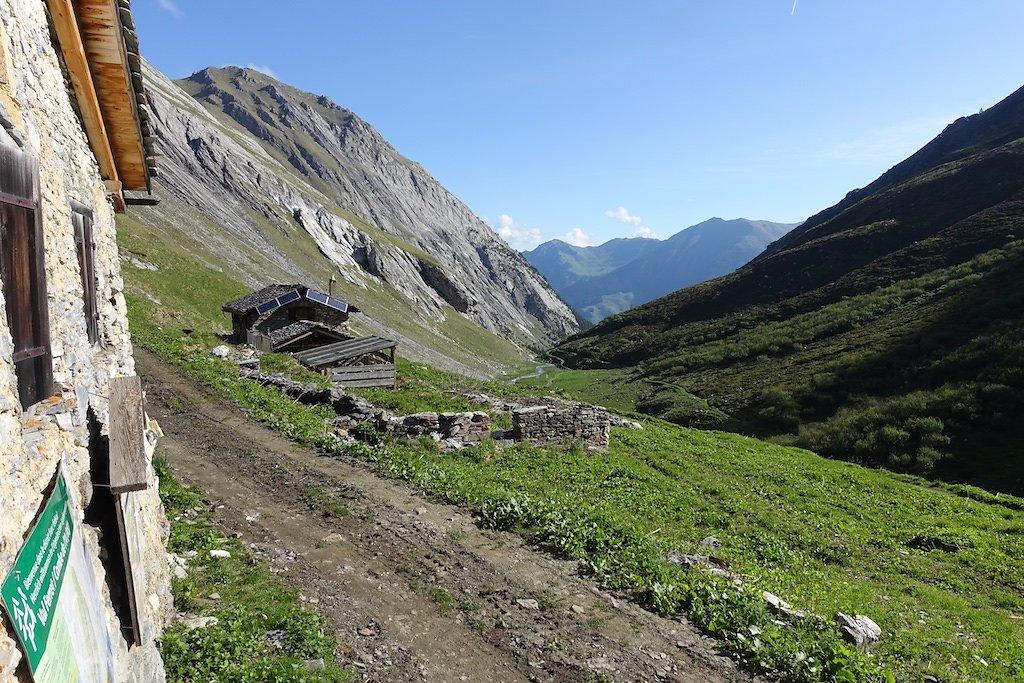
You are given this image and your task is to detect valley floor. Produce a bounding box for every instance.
[138,349,749,683]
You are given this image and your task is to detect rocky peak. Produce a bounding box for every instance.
[134,61,577,374]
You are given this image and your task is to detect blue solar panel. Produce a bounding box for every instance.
[255,299,278,314]
[305,289,328,304]
[326,296,349,313]
[254,288,301,315]
[305,288,348,312]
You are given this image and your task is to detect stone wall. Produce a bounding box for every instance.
[511,403,610,453]
[0,2,170,681]
[377,411,490,445]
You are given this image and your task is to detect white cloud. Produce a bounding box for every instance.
[604,206,642,226]
[633,225,657,239]
[245,64,278,79]
[562,228,591,247]
[490,214,543,250]
[156,0,183,17]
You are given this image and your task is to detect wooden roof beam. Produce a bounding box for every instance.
[46,0,124,209]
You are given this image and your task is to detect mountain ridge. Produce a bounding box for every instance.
[551,82,1024,491]
[121,63,578,377]
[524,218,795,322]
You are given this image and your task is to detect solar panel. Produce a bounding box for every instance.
[255,299,278,314]
[304,288,349,312]
[305,289,328,304]
[278,289,301,305]
[326,296,349,313]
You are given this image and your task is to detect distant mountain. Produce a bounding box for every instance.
[120,64,578,377]
[522,237,660,292]
[552,82,1024,492]
[523,219,795,322]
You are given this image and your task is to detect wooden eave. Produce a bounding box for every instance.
[47,0,152,211]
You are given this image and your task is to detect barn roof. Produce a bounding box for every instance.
[293,336,396,368]
[222,284,359,316]
[223,284,299,314]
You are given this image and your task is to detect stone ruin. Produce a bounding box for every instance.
[237,362,625,454]
[511,403,611,453]
[240,369,490,449]
[376,411,490,445]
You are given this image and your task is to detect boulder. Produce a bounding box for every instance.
[835,612,881,650]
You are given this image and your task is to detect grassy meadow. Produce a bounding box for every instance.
[128,311,1024,682]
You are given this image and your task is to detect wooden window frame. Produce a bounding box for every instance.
[72,202,100,343]
[0,145,53,409]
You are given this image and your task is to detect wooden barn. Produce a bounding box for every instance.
[293,336,398,389]
[222,283,359,350]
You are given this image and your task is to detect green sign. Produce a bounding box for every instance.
[1,474,74,672]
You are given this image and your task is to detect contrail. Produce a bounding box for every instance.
[791,0,798,14]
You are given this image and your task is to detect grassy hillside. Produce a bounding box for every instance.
[116,199,529,378]
[131,314,1024,683]
[551,85,1024,493]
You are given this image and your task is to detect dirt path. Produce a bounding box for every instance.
[137,349,750,683]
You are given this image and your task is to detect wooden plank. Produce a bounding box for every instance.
[330,369,396,382]
[332,377,398,389]
[113,493,142,645]
[331,365,395,376]
[295,335,397,367]
[330,364,396,388]
[108,376,148,494]
[69,0,149,189]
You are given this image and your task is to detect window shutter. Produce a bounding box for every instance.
[73,204,99,343]
[0,144,53,409]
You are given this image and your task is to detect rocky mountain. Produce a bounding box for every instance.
[120,64,578,377]
[552,83,1024,492]
[524,219,795,322]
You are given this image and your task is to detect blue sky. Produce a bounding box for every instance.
[136,1,1024,249]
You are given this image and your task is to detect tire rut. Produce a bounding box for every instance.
[137,349,750,683]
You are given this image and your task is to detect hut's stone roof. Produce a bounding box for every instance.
[222,284,302,314]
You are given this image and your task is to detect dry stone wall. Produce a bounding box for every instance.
[0,2,170,681]
[511,403,611,453]
[377,411,490,444]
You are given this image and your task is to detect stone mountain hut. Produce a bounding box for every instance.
[1,0,170,680]
[222,283,359,351]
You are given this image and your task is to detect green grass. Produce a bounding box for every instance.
[553,238,1024,492]
[301,486,350,519]
[352,358,487,414]
[132,321,1024,682]
[514,367,643,414]
[427,587,457,616]
[154,455,352,683]
[260,353,332,388]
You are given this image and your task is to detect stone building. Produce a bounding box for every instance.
[222,283,360,350]
[1,1,169,681]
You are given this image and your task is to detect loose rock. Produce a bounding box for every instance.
[835,612,881,650]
